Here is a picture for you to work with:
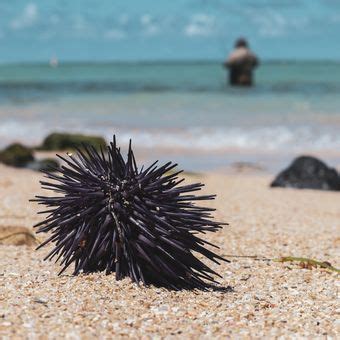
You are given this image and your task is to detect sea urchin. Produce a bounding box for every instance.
[32,136,228,290]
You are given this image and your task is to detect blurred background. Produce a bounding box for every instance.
[1,0,340,171]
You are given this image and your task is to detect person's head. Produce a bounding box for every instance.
[235,37,248,48]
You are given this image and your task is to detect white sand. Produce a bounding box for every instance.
[0,164,339,338]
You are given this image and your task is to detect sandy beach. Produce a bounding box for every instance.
[2,1,340,338]
[0,163,339,338]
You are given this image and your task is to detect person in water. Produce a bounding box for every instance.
[224,38,259,86]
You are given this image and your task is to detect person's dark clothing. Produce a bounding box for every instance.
[224,46,259,86]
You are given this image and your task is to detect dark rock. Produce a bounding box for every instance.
[26,158,59,172]
[0,143,34,167]
[271,156,340,191]
[38,132,106,151]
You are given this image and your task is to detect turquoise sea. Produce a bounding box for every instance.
[1,61,340,170]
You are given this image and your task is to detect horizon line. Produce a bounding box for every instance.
[1,58,340,67]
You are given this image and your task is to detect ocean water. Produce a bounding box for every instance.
[1,61,340,171]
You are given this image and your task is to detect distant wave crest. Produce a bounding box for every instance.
[1,119,340,154]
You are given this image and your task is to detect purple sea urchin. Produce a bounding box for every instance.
[32,136,228,290]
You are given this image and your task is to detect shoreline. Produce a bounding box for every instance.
[34,147,340,174]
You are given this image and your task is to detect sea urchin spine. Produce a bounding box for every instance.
[32,136,228,290]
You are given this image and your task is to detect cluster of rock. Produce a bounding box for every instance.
[0,132,106,172]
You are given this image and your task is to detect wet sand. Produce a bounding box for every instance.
[0,164,339,338]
